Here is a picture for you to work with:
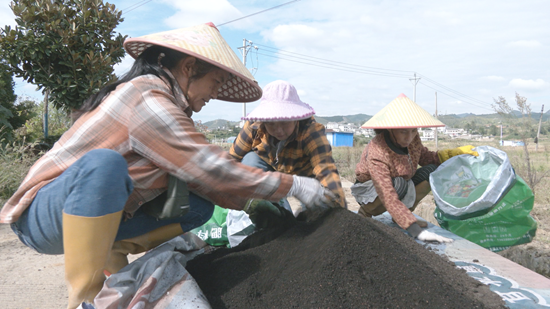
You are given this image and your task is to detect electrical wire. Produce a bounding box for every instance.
[256,44,495,111]
[257,51,414,78]
[417,73,489,106]
[255,43,413,75]
[217,0,301,27]
[122,0,155,15]
[419,81,494,112]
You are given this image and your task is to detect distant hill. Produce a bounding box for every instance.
[315,114,372,126]
[202,119,240,130]
[201,111,549,130]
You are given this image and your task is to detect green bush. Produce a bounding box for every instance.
[0,137,41,202]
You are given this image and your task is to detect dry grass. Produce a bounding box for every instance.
[333,138,550,204]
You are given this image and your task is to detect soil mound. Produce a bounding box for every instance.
[187,208,506,308]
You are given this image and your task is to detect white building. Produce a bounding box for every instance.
[326,122,340,130]
[445,128,465,137]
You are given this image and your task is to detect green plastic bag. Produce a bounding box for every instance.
[189,205,229,247]
[434,175,537,252]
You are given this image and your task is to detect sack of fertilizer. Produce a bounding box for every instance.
[189,205,255,248]
[430,146,537,251]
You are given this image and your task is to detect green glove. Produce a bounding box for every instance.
[244,199,286,229]
[438,145,479,163]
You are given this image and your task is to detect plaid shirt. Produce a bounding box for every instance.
[229,118,346,208]
[0,72,292,223]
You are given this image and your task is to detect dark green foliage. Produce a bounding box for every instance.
[0,0,127,112]
[0,61,16,133]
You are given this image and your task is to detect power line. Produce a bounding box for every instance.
[256,44,495,111]
[257,51,411,78]
[419,81,493,112]
[255,43,413,75]
[417,73,489,106]
[121,0,155,15]
[217,0,301,27]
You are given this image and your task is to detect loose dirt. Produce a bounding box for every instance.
[0,179,547,308]
[187,208,506,308]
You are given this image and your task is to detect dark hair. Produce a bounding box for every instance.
[73,45,219,120]
[374,129,387,135]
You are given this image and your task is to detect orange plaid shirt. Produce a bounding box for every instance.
[1,72,292,223]
[229,118,346,208]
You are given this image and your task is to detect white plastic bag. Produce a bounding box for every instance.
[430,146,515,217]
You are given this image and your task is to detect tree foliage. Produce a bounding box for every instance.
[492,92,548,194]
[0,61,16,131]
[0,0,127,112]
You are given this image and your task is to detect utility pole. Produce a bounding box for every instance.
[435,92,438,149]
[409,73,421,102]
[237,39,256,122]
[500,121,503,146]
[536,104,544,151]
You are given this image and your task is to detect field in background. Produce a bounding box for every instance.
[333,138,550,204]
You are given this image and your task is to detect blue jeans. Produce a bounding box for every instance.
[241,152,294,212]
[11,149,214,255]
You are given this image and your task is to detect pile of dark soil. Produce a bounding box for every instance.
[187,208,506,308]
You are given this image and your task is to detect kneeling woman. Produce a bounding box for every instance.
[352,94,477,243]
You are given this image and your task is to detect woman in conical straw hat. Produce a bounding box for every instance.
[352,93,478,243]
[1,23,332,309]
[229,80,346,222]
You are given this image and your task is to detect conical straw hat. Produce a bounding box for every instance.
[242,80,315,122]
[361,93,445,128]
[124,22,261,103]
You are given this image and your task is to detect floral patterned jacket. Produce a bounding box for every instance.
[355,131,440,229]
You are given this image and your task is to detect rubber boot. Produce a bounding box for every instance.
[105,223,184,275]
[63,211,122,309]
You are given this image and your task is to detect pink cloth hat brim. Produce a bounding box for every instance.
[242,80,315,122]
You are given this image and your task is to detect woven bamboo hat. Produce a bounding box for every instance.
[124,22,261,103]
[361,93,445,129]
[242,80,315,122]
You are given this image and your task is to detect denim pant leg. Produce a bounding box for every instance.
[114,192,215,241]
[241,152,293,212]
[10,149,134,255]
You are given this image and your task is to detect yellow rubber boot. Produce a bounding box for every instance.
[63,211,122,309]
[105,223,184,275]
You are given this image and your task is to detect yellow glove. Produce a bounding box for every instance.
[438,145,479,163]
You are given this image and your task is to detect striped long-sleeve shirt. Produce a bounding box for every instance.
[229,118,347,208]
[0,73,292,223]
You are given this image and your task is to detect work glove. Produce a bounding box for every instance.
[438,145,479,163]
[286,175,336,210]
[417,230,454,243]
[244,199,287,229]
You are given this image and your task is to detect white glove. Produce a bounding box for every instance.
[417,230,453,243]
[287,175,335,210]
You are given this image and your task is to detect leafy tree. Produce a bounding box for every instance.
[488,124,498,136]
[0,0,127,115]
[23,98,70,144]
[493,93,547,194]
[0,61,16,134]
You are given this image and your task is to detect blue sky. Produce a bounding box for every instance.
[2,0,550,122]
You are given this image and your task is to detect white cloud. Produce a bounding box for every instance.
[508,78,548,91]
[263,24,332,51]
[506,40,542,48]
[3,0,550,121]
[161,0,244,29]
[113,55,135,77]
[0,0,15,27]
[483,76,506,82]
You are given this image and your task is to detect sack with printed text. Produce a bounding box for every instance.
[430,146,537,251]
[189,205,255,248]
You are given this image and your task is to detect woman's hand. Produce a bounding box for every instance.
[287,175,336,210]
